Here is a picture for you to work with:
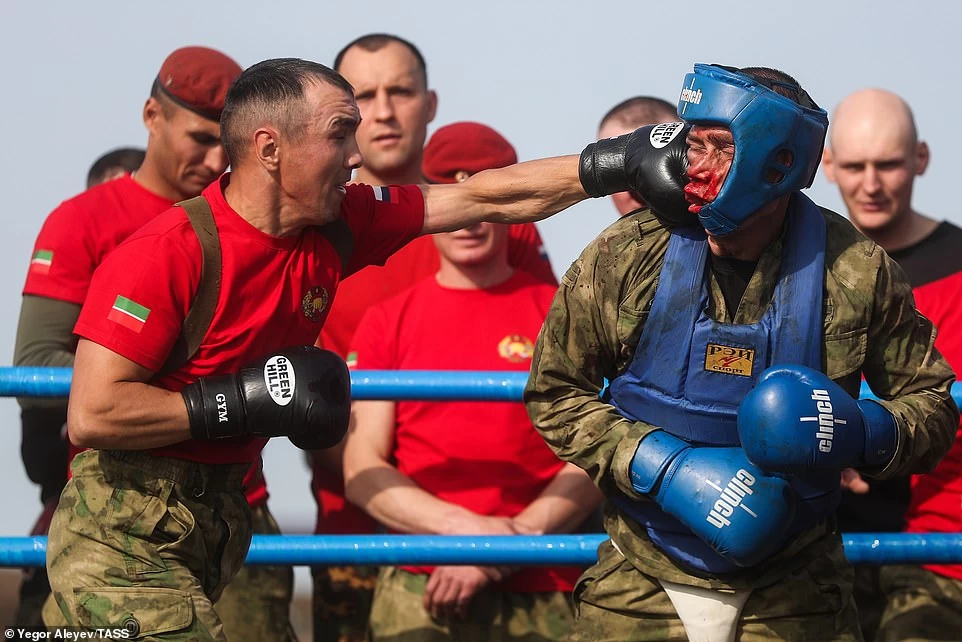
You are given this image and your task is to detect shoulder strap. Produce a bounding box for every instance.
[159,195,222,375]
[316,217,355,269]
[157,204,355,376]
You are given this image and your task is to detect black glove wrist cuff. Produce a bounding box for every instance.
[579,134,631,198]
[182,376,244,440]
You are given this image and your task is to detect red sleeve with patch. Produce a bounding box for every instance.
[339,183,424,277]
[23,177,175,304]
[73,215,199,373]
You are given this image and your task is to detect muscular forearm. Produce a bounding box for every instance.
[343,460,482,534]
[68,380,192,450]
[421,156,585,234]
[68,339,192,450]
[512,463,604,534]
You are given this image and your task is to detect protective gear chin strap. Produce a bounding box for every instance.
[677,64,828,236]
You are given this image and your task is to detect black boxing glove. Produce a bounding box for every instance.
[579,122,695,227]
[182,346,350,450]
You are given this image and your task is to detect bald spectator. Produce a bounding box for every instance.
[596,96,678,216]
[86,147,146,188]
[823,88,962,642]
[308,33,557,642]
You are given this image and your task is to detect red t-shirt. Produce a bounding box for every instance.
[349,270,579,593]
[891,222,962,580]
[311,224,556,535]
[23,175,174,303]
[73,176,424,466]
[25,176,282,506]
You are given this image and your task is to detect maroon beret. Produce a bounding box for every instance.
[153,46,242,121]
[422,121,518,183]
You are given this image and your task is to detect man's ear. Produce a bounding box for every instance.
[143,97,163,136]
[915,141,930,176]
[821,147,837,184]
[253,127,280,171]
[425,89,438,125]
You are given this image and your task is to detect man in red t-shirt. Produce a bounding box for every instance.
[43,56,632,640]
[309,33,558,642]
[10,46,270,634]
[341,124,601,640]
[824,88,962,641]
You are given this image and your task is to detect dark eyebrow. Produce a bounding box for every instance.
[705,131,734,147]
[330,115,361,131]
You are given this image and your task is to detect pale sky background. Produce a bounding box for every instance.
[1,0,959,594]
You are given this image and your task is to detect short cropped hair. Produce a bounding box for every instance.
[738,66,821,110]
[599,96,678,132]
[86,147,146,188]
[333,33,429,88]
[220,58,354,167]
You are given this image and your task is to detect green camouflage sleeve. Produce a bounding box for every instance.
[863,250,958,477]
[524,215,669,499]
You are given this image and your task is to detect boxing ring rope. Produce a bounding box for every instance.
[2,367,961,567]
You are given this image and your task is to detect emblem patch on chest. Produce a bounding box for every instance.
[704,344,755,377]
[498,334,534,363]
[302,286,329,322]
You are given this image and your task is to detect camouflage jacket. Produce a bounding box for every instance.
[523,207,958,588]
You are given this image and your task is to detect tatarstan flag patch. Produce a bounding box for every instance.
[107,295,150,333]
[30,250,53,274]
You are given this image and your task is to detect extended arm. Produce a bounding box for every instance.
[419,156,584,234]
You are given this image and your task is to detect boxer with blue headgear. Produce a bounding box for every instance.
[535,63,955,642]
[678,64,829,236]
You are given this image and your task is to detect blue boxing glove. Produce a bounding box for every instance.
[737,365,898,477]
[630,430,796,567]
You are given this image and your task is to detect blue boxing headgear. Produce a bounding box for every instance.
[677,64,828,236]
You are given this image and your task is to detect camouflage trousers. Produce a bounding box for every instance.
[875,564,962,642]
[43,449,252,640]
[570,539,863,641]
[216,502,298,642]
[850,565,886,642]
[367,565,573,642]
[311,564,378,642]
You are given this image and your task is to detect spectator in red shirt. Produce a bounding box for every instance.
[342,122,602,641]
[823,87,962,642]
[309,34,557,642]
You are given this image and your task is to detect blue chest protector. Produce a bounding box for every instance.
[609,193,840,574]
